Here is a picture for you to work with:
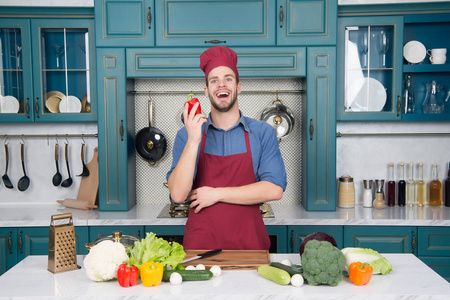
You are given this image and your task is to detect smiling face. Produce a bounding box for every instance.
[204,66,241,113]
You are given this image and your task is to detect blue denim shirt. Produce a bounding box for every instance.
[166,112,287,190]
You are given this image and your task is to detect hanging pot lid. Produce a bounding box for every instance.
[260,98,295,140]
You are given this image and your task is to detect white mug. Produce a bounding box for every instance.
[430,55,447,64]
[427,48,447,64]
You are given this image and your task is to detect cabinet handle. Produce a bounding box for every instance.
[25,98,30,118]
[309,119,314,141]
[19,231,23,254]
[137,230,141,238]
[8,231,13,254]
[397,95,401,117]
[147,7,151,29]
[411,230,416,254]
[204,40,226,44]
[279,6,284,28]
[290,230,294,252]
[120,120,124,141]
[35,98,40,118]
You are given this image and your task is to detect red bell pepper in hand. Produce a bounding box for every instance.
[117,263,139,287]
[186,94,201,115]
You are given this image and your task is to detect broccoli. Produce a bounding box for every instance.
[301,239,346,286]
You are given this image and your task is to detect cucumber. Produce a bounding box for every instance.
[162,270,213,282]
[270,262,303,276]
[257,265,291,285]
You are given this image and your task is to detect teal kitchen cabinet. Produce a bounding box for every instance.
[418,227,450,282]
[154,0,275,47]
[0,227,88,275]
[94,0,155,47]
[0,16,96,122]
[145,225,185,245]
[277,0,337,46]
[267,226,288,253]
[402,13,450,121]
[337,16,404,121]
[0,228,17,275]
[96,48,136,211]
[288,226,343,253]
[344,226,417,255]
[303,47,336,211]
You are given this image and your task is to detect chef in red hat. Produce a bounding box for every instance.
[167,46,286,250]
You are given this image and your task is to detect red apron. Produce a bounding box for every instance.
[183,128,270,250]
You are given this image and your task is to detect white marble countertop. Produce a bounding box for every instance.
[0,203,449,227]
[0,253,448,299]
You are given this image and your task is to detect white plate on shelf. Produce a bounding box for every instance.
[347,77,387,112]
[403,40,426,64]
[0,95,20,113]
[59,96,82,113]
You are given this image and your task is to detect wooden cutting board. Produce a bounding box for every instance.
[182,250,270,270]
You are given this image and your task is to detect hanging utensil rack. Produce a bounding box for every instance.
[132,90,305,95]
[2,133,98,139]
[336,132,450,137]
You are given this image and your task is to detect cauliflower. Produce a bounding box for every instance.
[83,240,129,281]
[301,240,345,286]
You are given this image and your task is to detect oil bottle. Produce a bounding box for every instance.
[429,163,442,206]
[398,161,406,206]
[406,162,416,206]
[416,162,426,206]
[445,162,450,207]
[386,162,396,206]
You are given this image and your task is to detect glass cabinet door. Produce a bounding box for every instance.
[33,19,96,121]
[337,16,404,121]
[0,19,33,122]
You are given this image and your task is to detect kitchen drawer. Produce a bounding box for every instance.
[419,256,450,282]
[418,227,450,257]
[126,47,306,78]
[344,226,417,255]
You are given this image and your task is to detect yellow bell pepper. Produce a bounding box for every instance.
[140,261,164,287]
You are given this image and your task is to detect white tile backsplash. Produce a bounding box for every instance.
[336,121,450,205]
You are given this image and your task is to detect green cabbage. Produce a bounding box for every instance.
[341,247,393,275]
[127,232,186,270]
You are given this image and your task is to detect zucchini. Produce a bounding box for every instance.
[162,270,213,282]
[257,265,291,285]
[270,262,303,276]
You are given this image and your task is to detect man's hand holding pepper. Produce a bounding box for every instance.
[183,101,206,145]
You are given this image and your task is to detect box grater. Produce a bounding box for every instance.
[48,213,78,273]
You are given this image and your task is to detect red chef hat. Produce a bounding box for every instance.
[200,46,239,83]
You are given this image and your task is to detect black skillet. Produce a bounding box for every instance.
[135,99,167,165]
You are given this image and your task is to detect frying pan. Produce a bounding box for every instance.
[260,98,295,140]
[135,99,167,164]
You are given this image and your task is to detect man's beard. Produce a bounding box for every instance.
[209,90,238,113]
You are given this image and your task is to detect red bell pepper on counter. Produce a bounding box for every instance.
[117,263,139,287]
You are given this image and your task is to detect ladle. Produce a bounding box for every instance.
[17,143,30,192]
[52,143,62,186]
[61,143,73,188]
[2,143,14,189]
[77,143,90,177]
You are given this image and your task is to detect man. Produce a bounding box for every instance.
[167,46,287,250]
